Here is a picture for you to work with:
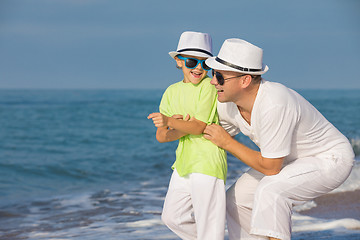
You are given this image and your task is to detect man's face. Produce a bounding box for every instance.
[210,70,245,102]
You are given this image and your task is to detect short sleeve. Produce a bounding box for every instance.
[159,87,172,117]
[220,118,241,136]
[217,101,241,136]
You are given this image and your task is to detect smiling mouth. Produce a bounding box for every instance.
[191,71,202,77]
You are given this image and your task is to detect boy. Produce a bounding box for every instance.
[148,31,227,240]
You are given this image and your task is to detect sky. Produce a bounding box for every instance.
[0,0,359,90]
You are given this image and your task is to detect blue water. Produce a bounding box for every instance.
[0,89,359,240]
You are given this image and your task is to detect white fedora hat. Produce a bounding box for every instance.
[206,38,269,75]
[169,31,213,59]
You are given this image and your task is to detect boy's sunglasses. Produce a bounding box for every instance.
[212,70,247,85]
[177,55,211,71]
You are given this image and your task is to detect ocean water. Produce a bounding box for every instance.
[0,88,359,240]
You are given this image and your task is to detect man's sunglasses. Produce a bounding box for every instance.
[177,55,211,71]
[212,70,246,85]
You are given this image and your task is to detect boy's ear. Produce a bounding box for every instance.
[175,57,183,68]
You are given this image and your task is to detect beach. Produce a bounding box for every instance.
[299,190,360,222]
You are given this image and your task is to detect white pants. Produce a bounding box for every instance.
[227,152,354,240]
[162,169,226,240]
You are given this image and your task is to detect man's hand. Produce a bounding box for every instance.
[205,124,284,175]
[204,124,233,149]
[147,112,169,128]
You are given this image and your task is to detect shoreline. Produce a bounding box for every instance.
[298,190,360,221]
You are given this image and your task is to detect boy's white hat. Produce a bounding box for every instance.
[206,38,269,75]
[169,31,213,59]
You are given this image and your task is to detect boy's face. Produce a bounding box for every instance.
[175,54,209,85]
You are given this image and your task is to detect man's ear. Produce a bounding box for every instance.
[241,75,253,88]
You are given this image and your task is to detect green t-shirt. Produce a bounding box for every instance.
[159,76,227,181]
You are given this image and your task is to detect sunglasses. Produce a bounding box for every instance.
[212,70,246,85]
[177,55,211,71]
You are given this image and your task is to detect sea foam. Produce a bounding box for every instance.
[333,159,360,193]
[293,214,360,232]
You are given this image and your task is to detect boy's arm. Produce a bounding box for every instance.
[148,112,207,136]
[155,126,187,143]
[155,114,189,143]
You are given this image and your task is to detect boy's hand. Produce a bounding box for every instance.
[147,112,169,128]
[169,114,190,130]
[172,114,190,121]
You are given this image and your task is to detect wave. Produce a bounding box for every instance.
[292,214,360,232]
[334,160,360,193]
[350,138,360,157]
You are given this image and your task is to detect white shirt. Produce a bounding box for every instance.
[218,80,353,163]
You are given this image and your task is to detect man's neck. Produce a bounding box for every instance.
[235,82,260,114]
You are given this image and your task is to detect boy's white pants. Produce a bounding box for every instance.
[162,169,226,240]
[226,153,354,240]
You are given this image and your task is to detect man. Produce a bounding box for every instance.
[203,38,354,240]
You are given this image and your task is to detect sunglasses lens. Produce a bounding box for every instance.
[202,62,211,71]
[215,71,224,85]
[185,58,198,69]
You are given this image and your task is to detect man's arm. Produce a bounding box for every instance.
[204,124,283,175]
[148,112,207,136]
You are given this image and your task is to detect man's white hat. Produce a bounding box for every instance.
[206,38,269,75]
[169,31,213,59]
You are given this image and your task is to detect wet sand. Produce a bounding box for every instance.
[298,190,360,220]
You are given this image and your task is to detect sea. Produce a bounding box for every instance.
[0,88,359,240]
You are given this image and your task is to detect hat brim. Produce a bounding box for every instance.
[169,51,212,59]
[205,57,269,75]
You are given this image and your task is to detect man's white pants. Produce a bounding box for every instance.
[226,152,354,240]
[161,169,226,240]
